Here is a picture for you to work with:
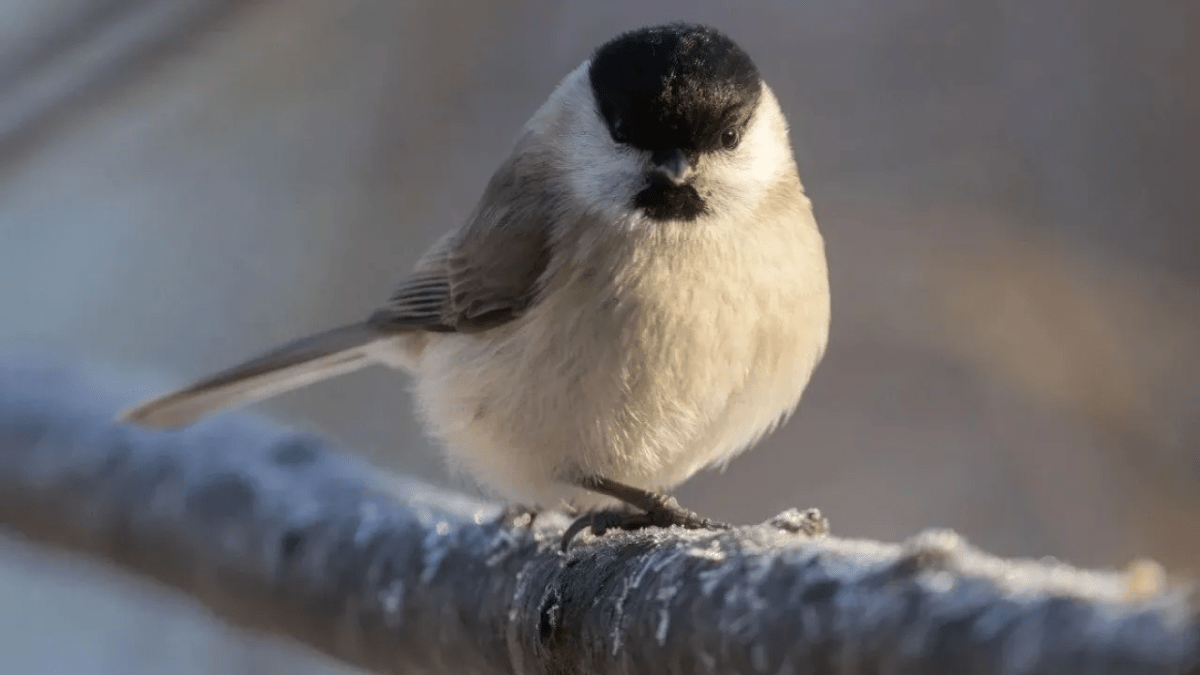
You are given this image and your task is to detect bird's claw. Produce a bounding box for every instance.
[560,498,729,551]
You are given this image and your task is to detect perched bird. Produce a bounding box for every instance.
[122,23,831,548]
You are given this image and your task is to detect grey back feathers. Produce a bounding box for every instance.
[369,134,557,334]
[122,138,563,428]
[122,128,567,427]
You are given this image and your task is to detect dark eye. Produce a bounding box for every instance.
[720,127,741,150]
[610,120,629,144]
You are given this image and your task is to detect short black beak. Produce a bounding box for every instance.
[650,148,692,185]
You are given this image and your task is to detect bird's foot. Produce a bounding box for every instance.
[560,493,729,551]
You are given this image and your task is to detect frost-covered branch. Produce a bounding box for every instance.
[0,359,1196,675]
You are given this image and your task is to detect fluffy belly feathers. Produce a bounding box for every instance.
[408,228,828,508]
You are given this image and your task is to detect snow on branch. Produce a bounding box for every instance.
[0,359,1196,674]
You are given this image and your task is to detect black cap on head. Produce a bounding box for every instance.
[589,23,762,156]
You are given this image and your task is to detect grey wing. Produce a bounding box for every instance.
[368,145,555,333]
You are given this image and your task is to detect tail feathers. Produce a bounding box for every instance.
[121,323,388,429]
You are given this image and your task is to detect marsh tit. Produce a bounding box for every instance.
[123,23,831,547]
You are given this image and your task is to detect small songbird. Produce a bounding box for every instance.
[122,23,831,547]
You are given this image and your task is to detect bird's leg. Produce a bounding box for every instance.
[560,476,730,550]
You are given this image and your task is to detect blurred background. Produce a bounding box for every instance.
[1,0,1197,672]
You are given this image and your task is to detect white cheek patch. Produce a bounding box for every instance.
[745,86,795,180]
[529,63,647,223]
[565,135,643,220]
[696,85,795,222]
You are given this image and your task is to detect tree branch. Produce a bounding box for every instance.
[0,359,1196,674]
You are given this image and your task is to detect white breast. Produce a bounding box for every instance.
[409,201,829,509]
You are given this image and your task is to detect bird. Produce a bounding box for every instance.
[121,22,831,549]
